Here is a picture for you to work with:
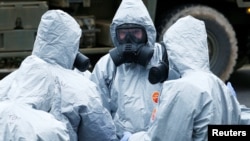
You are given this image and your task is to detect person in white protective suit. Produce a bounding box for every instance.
[122,15,250,141]
[90,0,179,139]
[0,10,117,141]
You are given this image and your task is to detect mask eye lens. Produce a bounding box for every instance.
[131,28,143,40]
[116,27,147,44]
[117,29,128,40]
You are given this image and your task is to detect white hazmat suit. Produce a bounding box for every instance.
[90,0,178,139]
[127,15,244,141]
[0,10,117,141]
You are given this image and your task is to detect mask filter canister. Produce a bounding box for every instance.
[73,52,90,72]
[148,42,169,84]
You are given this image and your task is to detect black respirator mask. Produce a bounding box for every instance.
[148,42,169,84]
[109,23,154,67]
[73,51,90,72]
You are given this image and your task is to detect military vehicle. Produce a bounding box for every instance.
[1,0,250,81]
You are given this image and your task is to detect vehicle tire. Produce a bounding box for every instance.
[157,4,238,82]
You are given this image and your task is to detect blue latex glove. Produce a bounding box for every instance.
[120,131,132,141]
[227,82,237,97]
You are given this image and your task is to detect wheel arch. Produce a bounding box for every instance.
[156,4,238,81]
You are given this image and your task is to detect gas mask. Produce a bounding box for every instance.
[148,42,169,84]
[73,51,90,72]
[109,23,154,67]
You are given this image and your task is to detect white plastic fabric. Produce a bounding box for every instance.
[0,101,70,141]
[0,10,117,141]
[90,0,179,139]
[128,16,244,141]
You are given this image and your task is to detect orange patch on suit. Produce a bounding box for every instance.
[152,91,160,103]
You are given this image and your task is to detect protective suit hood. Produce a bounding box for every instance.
[163,15,210,75]
[32,10,82,69]
[110,0,156,48]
